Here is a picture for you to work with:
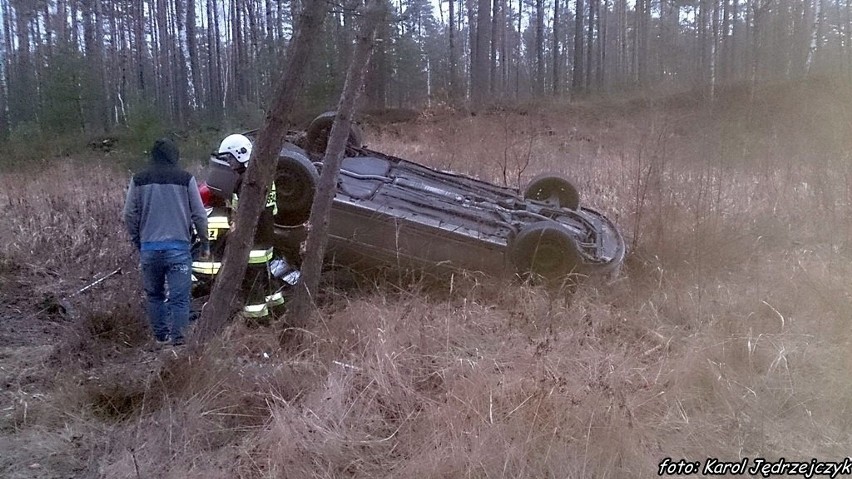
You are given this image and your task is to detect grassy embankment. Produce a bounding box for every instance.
[1,79,851,477]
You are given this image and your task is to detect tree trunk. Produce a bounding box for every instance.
[473,0,491,106]
[174,0,191,122]
[290,0,389,325]
[0,3,8,139]
[500,0,508,95]
[231,0,243,108]
[207,0,223,118]
[276,0,285,41]
[264,0,276,92]
[534,0,544,95]
[187,0,203,111]
[815,0,827,71]
[71,0,79,48]
[846,0,852,75]
[467,0,477,101]
[585,0,595,89]
[572,0,584,93]
[637,0,650,85]
[56,0,67,43]
[720,0,730,83]
[553,0,561,95]
[449,0,457,100]
[245,0,260,103]
[81,0,107,130]
[491,0,500,93]
[95,0,109,130]
[731,0,739,79]
[598,0,606,88]
[195,0,329,344]
[156,0,174,119]
[135,0,146,93]
[365,19,388,109]
[516,0,522,97]
[618,0,626,82]
[43,1,53,59]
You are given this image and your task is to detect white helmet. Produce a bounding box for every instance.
[218,134,253,164]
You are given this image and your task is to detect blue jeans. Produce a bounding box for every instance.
[140,249,192,342]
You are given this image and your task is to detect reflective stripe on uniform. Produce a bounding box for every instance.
[265,291,285,306]
[243,303,269,318]
[192,261,222,275]
[267,183,278,215]
[208,216,230,230]
[208,215,231,241]
[248,248,273,264]
[233,183,278,216]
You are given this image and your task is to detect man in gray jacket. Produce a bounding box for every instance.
[124,138,210,346]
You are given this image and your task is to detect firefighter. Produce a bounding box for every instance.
[190,182,230,297]
[194,134,283,321]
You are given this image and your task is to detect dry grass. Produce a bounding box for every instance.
[2,80,852,477]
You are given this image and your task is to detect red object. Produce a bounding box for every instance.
[198,181,213,207]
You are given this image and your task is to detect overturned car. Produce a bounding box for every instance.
[205,113,626,283]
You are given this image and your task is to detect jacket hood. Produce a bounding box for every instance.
[151,138,179,166]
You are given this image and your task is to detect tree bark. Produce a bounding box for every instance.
[290,0,389,325]
[195,0,329,344]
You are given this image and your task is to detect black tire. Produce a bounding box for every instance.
[511,221,582,281]
[305,111,365,155]
[523,174,580,210]
[274,149,319,226]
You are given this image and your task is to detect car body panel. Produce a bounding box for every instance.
[266,144,625,279]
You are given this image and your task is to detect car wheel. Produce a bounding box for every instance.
[511,221,582,281]
[523,174,580,210]
[274,149,319,226]
[305,111,365,155]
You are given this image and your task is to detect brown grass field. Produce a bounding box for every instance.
[2,79,852,478]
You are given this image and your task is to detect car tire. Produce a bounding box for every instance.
[274,149,319,226]
[305,111,365,155]
[523,174,580,210]
[511,221,582,282]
